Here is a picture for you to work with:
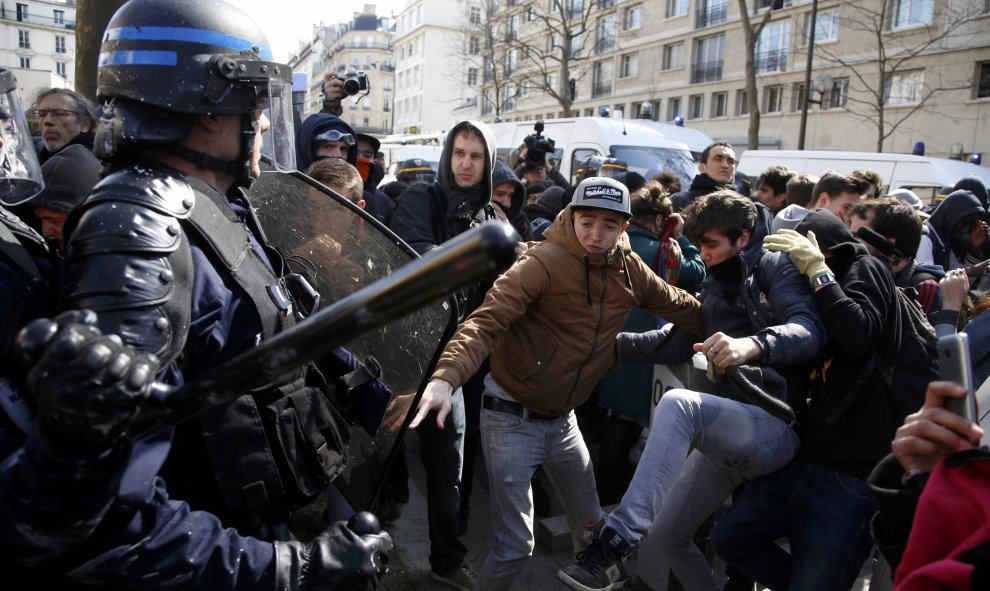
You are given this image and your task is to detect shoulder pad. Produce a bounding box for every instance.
[86,166,195,219]
[67,200,183,257]
[0,206,46,251]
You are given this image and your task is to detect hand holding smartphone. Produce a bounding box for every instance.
[937,333,979,424]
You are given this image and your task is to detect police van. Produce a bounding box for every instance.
[737,149,990,207]
[490,117,698,187]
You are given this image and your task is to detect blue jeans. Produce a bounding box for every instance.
[478,399,603,591]
[606,389,800,590]
[417,387,467,572]
[711,455,877,591]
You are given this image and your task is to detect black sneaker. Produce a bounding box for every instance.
[557,527,630,591]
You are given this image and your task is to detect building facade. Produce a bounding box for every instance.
[0,0,76,103]
[393,0,477,134]
[326,6,395,135]
[475,0,990,160]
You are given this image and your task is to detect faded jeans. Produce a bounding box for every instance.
[606,388,800,590]
[478,391,603,591]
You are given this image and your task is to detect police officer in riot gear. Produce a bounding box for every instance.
[60,0,375,552]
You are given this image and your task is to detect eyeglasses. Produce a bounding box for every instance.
[314,129,355,146]
[32,108,81,119]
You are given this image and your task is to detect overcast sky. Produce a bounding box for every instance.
[238,0,408,62]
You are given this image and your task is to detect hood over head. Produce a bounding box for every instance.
[296,113,358,170]
[954,174,989,210]
[794,208,865,277]
[491,159,525,219]
[438,120,496,213]
[31,144,101,213]
[928,189,985,243]
[771,204,811,233]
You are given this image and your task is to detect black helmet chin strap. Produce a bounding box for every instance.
[162,113,259,190]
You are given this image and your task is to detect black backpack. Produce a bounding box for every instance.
[825,286,939,424]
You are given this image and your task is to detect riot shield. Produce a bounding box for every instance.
[250,165,456,511]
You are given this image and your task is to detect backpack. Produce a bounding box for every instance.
[883,286,941,419]
[825,285,939,424]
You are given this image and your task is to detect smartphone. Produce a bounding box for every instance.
[937,333,978,423]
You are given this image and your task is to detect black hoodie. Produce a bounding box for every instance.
[491,159,532,241]
[793,209,903,479]
[924,189,985,269]
[670,173,736,213]
[389,120,496,255]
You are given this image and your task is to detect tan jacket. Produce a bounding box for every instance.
[432,205,703,415]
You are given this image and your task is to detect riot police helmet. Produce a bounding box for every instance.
[396,158,437,185]
[575,155,628,181]
[95,0,295,185]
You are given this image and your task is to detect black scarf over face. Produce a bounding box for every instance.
[709,252,744,285]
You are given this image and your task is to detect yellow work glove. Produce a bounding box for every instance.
[763,229,831,280]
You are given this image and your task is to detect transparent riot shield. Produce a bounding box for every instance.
[250,165,456,511]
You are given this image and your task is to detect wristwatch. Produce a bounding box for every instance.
[811,272,836,289]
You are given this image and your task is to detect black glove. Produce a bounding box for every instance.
[275,512,392,591]
[15,310,159,453]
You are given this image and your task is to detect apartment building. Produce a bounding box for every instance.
[393,0,478,134]
[478,0,990,159]
[0,0,76,102]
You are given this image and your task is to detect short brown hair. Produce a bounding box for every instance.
[851,197,922,257]
[685,189,756,244]
[785,174,817,207]
[306,158,363,203]
[700,140,734,165]
[813,170,866,201]
[851,168,884,197]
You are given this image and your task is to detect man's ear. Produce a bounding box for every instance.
[622,220,631,232]
[737,228,752,250]
[357,198,366,210]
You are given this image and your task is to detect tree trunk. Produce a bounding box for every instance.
[74,0,127,101]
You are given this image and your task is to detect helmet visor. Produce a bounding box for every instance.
[260,76,296,172]
[398,167,436,184]
[0,69,43,206]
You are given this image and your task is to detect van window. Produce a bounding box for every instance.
[611,145,697,188]
[571,148,602,183]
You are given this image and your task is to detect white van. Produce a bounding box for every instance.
[377,144,444,186]
[627,120,715,162]
[737,150,990,206]
[490,117,698,187]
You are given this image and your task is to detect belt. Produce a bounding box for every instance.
[483,395,559,421]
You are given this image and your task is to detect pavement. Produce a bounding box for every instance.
[374,429,886,591]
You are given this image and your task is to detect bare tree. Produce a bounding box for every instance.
[815,0,984,151]
[504,0,605,117]
[736,0,776,150]
[75,0,128,101]
[450,1,524,117]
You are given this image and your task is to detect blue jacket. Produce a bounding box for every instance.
[618,205,825,418]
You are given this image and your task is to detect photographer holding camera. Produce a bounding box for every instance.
[320,69,371,117]
[514,122,569,190]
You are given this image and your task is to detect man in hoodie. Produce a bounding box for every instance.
[917,188,987,273]
[670,141,738,214]
[388,119,500,591]
[491,159,532,241]
[26,144,101,253]
[559,191,825,591]
[712,209,919,591]
[409,177,704,591]
[523,185,567,241]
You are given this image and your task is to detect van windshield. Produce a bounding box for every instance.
[611,145,697,187]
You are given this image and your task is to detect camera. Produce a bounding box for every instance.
[523,121,556,169]
[342,68,370,96]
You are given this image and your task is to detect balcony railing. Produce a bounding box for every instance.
[690,59,723,83]
[0,9,75,29]
[695,3,728,28]
[333,42,393,53]
[755,48,788,74]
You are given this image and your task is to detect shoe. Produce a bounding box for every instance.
[431,564,477,591]
[557,527,630,591]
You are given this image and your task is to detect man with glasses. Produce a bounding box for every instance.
[31,88,98,164]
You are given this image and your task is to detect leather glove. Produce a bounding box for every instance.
[274,512,392,591]
[763,229,831,280]
[15,310,159,454]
